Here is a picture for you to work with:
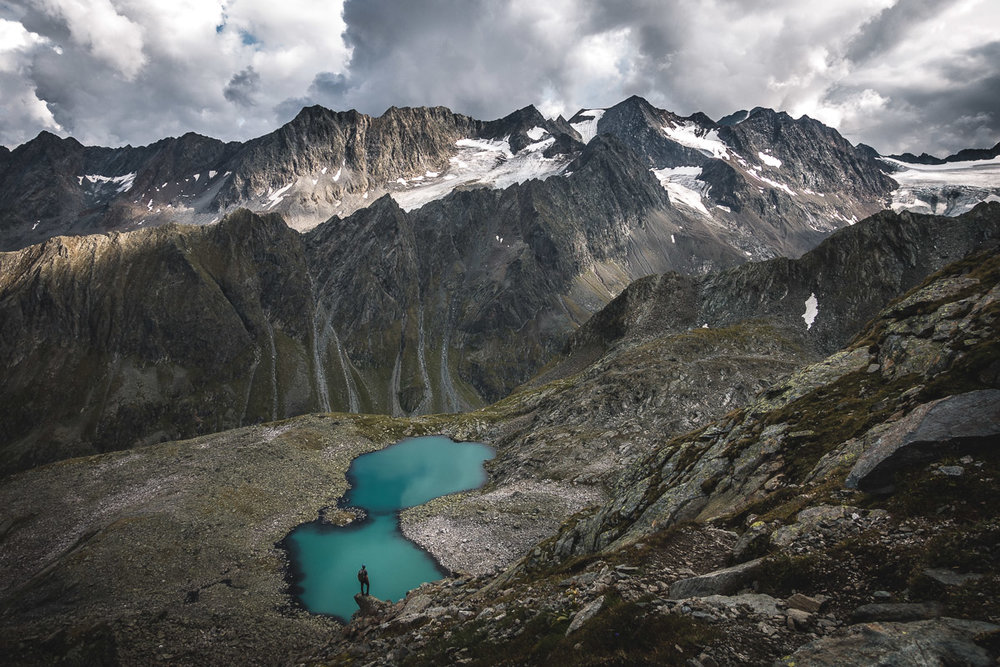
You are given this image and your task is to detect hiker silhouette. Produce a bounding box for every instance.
[358,564,370,595]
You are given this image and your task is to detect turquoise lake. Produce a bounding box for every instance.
[284,435,495,621]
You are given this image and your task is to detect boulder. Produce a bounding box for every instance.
[400,593,433,617]
[786,593,825,613]
[701,593,782,617]
[771,505,858,547]
[353,593,392,618]
[922,568,984,587]
[849,602,942,623]
[731,521,772,561]
[566,595,605,636]
[786,608,813,631]
[845,390,1000,493]
[668,558,764,599]
[779,617,998,666]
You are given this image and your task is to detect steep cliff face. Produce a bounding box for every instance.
[3,205,998,477]
[305,134,747,415]
[588,100,899,259]
[0,211,318,476]
[216,105,483,229]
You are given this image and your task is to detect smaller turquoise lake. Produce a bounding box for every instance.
[284,435,495,621]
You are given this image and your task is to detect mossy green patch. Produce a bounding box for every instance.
[761,370,921,484]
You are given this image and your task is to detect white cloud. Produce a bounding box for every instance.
[37,0,147,79]
[0,0,997,156]
[2,0,350,147]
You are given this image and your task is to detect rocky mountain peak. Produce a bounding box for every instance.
[480,104,563,153]
[13,130,84,159]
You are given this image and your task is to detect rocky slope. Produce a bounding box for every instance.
[0,207,998,665]
[310,215,1000,666]
[4,204,997,478]
[394,202,1000,576]
[0,207,1000,665]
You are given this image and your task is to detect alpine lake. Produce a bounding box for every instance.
[284,435,496,622]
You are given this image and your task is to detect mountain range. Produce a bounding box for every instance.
[0,94,999,664]
[4,96,999,476]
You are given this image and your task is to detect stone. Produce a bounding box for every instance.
[779,618,998,666]
[731,521,772,561]
[400,594,433,617]
[849,602,942,623]
[668,558,764,599]
[786,593,824,613]
[786,608,813,630]
[845,390,1000,492]
[702,593,782,617]
[922,568,984,587]
[566,595,605,636]
[354,593,392,618]
[772,505,858,548]
[934,465,964,476]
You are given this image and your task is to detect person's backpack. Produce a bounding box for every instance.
[358,568,367,582]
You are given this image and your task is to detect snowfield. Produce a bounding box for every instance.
[884,157,1000,216]
[661,121,729,159]
[390,136,571,212]
[650,166,713,218]
[571,109,605,144]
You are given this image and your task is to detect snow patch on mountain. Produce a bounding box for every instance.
[391,137,571,212]
[265,182,294,210]
[651,166,712,218]
[526,126,547,141]
[758,152,782,168]
[571,110,605,144]
[661,121,729,159]
[884,156,1000,216]
[80,172,136,194]
[746,167,796,196]
[803,293,818,329]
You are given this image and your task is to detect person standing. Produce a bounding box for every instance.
[358,564,370,595]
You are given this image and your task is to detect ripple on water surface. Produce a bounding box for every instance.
[285,435,495,621]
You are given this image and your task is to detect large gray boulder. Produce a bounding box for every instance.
[845,390,1000,492]
[668,558,764,599]
[780,617,998,666]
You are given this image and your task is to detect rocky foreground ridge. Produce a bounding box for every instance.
[0,205,998,664]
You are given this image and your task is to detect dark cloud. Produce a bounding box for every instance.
[224,66,261,107]
[845,0,955,63]
[309,71,351,101]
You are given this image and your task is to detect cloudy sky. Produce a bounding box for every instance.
[1,0,998,155]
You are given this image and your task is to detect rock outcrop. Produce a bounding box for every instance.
[845,389,1000,492]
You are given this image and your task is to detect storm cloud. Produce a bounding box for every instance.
[0,0,997,155]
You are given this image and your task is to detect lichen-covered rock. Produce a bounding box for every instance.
[668,558,764,599]
[781,618,998,666]
[565,595,605,635]
[845,389,1000,492]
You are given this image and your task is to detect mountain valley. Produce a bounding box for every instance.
[1,95,999,665]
